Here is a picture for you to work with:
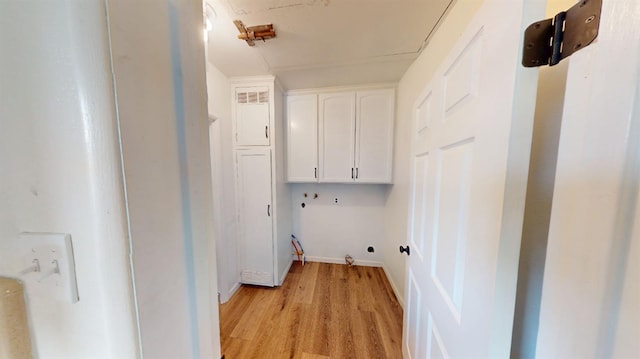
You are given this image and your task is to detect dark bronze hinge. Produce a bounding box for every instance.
[522,0,602,67]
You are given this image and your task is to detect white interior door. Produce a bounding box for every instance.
[319,92,356,182]
[355,89,395,183]
[536,0,640,356]
[235,148,274,286]
[403,0,542,357]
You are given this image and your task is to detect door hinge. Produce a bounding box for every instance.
[522,0,602,67]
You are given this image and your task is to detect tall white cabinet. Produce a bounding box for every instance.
[287,87,395,184]
[232,76,292,287]
[235,148,273,285]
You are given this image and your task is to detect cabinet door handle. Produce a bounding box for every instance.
[314,167,317,179]
[351,168,354,179]
[267,204,271,216]
[356,168,359,179]
[265,126,269,139]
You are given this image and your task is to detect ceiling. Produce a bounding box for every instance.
[205,0,454,90]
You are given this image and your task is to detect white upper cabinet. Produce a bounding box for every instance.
[319,92,356,182]
[355,89,395,183]
[286,87,395,183]
[286,94,318,182]
[234,87,270,146]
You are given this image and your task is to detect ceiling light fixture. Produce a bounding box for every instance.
[233,20,276,47]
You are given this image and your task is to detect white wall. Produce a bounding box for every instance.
[0,1,139,357]
[382,0,484,306]
[291,184,387,266]
[107,0,219,357]
[205,64,239,302]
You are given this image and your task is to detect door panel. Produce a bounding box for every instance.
[405,270,424,359]
[235,148,273,286]
[409,152,430,260]
[443,36,480,115]
[403,0,541,357]
[319,92,355,182]
[431,139,473,318]
[427,315,448,359]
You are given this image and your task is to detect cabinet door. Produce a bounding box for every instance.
[355,89,395,183]
[235,148,274,286]
[235,88,270,146]
[286,94,318,182]
[319,92,356,182]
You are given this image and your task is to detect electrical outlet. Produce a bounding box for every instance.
[333,197,339,205]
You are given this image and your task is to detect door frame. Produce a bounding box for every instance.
[208,115,228,303]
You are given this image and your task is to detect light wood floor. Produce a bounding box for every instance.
[219,262,403,359]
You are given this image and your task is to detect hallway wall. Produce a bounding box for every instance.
[107,0,220,357]
[0,1,139,357]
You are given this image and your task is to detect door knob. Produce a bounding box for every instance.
[399,245,410,256]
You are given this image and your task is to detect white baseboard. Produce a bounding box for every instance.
[305,256,384,268]
[278,258,294,286]
[224,282,241,304]
[382,264,405,309]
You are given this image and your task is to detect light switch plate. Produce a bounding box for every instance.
[18,233,79,303]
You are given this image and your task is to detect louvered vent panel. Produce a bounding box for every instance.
[237,90,269,104]
[259,91,269,103]
[248,92,258,103]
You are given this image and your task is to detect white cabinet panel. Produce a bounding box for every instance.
[288,87,395,184]
[355,89,394,183]
[286,94,318,182]
[319,92,356,183]
[235,148,273,286]
[235,87,270,146]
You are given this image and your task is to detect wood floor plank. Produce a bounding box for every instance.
[347,266,375,312]
[219,262,403,359]
[300,353,330,359]
[306,263,332,356]
[229,286,278,340]
[293,261,319,304]
[328,267,356,359]
[357,310,387,359]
